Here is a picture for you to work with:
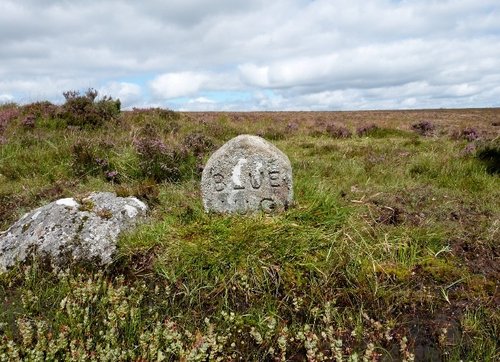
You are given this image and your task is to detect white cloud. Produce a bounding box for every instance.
[179,96,219,111]
[149,71,242,100]
[0,94,14,103]
[0,0,499,109]
[98,82,142,109]
[0,77,95,104]
[188,97,215,104]
[238,64,270,87]
[149,72,209,99]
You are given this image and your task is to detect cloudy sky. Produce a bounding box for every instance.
[1,0,500,110]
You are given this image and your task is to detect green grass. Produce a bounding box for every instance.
[0,106,499,360]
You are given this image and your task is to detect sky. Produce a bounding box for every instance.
[1,0,500,111]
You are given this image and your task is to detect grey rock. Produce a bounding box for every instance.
[0,192,147,272]
[201,134,293,214]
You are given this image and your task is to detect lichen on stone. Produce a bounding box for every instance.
[0,192,148,272]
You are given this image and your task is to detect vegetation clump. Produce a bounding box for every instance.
[59,88,120,128]
[356,123,379,137]
[21,101,58,121]
[411,120,435,136]
[326,123,352,138]
[71,140,103,177]
[70,140,118,182]
[21,115,36,129]
[452,127,480,141]
[182,132,214,157]
[0,105,20,142]
[134,136,189,182]
[286,121,299,133]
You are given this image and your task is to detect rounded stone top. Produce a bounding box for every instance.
[0,192,148,273]
[201,134,293,214]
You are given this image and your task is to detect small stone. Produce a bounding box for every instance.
[0,192,148,272]
[201,134,293,214]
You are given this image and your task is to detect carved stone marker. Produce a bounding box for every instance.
[201,134,293,214]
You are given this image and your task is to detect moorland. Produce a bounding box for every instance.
[0,91,499,360]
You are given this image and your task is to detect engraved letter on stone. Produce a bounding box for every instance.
[269,170,280,187]
[260,198,277,214]
[213,174,225,192]
[232,158,247,190]
[249,161,263,189]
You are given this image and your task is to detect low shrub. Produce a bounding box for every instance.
[357,124,413,138]
[0,105,20,144]
[451,127,480,141]
[308,120,351,138]
[0,105,20,133]
[59,88,120,128]
[21,115,36,129]
[356,123,379,137]
[0,193,30,229]
[325,124,352,138]
[411,121,435,136]
[182,132,214,157]
[71,140,118,181]
[71,140,101,177]
[286,122,299,133]
[135,137,192,182]
[462,127,480,141]
[0,266,418,361]
[21,101,58,120]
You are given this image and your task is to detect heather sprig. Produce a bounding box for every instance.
[0,106,20,133]
[411,121,435,136]
[326,123,352,138]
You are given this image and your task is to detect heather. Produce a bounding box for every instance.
[0,101,499,360]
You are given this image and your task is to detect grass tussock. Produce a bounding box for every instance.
[0,103,499,360]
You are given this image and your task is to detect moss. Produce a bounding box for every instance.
[374,262,412,282]
[78,199,95,212]
[21,221,32,233]
[466,275,497,297]
[418,257,463,284]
